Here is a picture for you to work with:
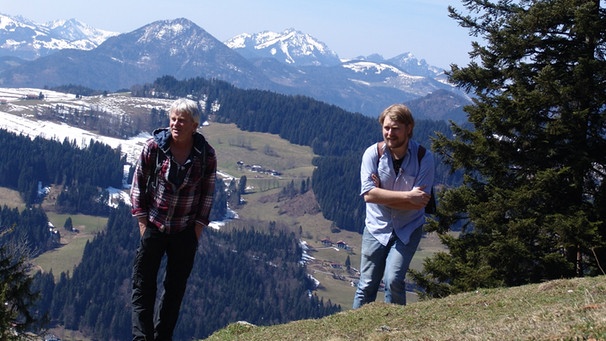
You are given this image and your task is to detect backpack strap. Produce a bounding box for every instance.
[377,141,426,166]
[146,135,207,194]
[417,145,426,163]
[376,141,385,162]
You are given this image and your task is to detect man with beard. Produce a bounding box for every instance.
[353,103,434,309]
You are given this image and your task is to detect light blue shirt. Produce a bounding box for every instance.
[360,140,435,246]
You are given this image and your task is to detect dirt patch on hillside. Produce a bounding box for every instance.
[40,184,63,212]
[0,187,24,208]
[258,190,321,217]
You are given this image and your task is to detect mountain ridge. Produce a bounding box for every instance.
[225,28,342,66]
[0,14,471,120]
[0,13,117,60]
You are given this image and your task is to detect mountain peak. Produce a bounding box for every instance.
[0,13,117,59]
[48,18,116,45]
[136,18,193,39]
[225,28,340,66]
[121,18,226,56]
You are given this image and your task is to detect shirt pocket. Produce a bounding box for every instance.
[393,174,415,192]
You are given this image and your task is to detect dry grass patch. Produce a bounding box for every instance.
[0,187,24,210]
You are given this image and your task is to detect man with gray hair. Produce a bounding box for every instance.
[130,98,216,340]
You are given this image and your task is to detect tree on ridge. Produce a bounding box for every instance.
[412,0,606,297]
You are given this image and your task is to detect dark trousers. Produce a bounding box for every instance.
[132,224,198,341]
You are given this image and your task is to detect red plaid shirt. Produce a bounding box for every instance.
[130,129,216,234]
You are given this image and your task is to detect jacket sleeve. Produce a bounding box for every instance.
[195,144,217,226]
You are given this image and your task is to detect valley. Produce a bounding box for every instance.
[0,111,443,313]
[0,89,448,335]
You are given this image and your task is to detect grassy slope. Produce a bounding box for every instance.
[202,122,363,308]
[206,276,606,340]
[0,188,108,280]
[36,213,108,280]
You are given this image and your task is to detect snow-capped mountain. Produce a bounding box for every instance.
[340,60,439,97]
[0,14,469,119]
[0,13,117,60]
[225,28,341,66]
[220,28,461,116]
[0,18,271,91]
[357,53,445,79]
[388,53,446,79]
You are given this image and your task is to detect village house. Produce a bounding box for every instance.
[320,238,333,246]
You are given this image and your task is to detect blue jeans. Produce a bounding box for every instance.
[132,223,198,341]
[352,226,423,309]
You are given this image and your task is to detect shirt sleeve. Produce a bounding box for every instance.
[416,149,435,196]
[360,144,379,196]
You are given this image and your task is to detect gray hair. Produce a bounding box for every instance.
[169,98,201,125]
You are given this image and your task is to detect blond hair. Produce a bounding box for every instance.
[378,104,414,138]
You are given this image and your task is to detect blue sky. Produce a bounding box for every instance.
[2,0,475,68]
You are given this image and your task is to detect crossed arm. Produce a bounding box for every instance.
[363,174,430,210]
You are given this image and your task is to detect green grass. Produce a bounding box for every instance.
[201,122,316,182]
[45,213,107,235]
[205,275,606,341]
[0,187,110,281]
[34,213,108,281]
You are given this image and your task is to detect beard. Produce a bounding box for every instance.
[385,136,408,150]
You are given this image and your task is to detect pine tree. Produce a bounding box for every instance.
[64,217,73,231]
[412,0,606,297]
[238,175,247,195]
[0,245,42,339]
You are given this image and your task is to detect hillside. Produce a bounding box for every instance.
[0,91,363,310]
[205,275,606,340]
[0,88,451,340]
